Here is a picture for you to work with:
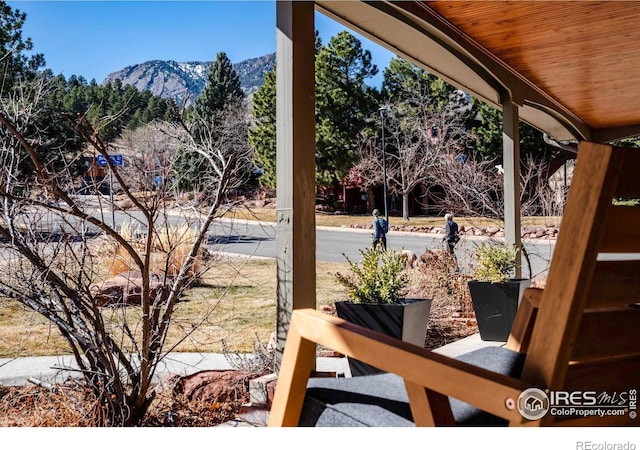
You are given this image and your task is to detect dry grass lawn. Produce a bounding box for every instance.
[0,256,350,358]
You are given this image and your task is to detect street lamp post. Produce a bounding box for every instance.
[379,107,389,226]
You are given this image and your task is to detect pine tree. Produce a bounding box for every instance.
[248,32,322,189]
[0,1,45,91]
[382,57,459,110]
[248,31,379,191]
[248,69,276,188]
[315,31,380,187]
[177,52,246,191]
[191,52,244,141]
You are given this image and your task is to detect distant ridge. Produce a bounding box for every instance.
[103,52,275,105]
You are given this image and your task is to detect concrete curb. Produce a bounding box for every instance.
[0,352,351,387]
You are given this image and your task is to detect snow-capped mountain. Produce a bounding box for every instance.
[103,53,275,105]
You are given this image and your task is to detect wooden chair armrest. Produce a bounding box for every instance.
[522,287,543,308]
[506,287,543,352]
[269,308,535,427]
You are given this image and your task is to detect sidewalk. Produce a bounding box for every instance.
[0,333,500,387]
[0,351,351,387]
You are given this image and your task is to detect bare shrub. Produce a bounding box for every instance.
[409,249,471,313]
[406,249,477,349]
[0,77,253,425]
[222,333,276,375]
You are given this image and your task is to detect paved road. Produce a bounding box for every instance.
[20,201,557,278]
[205,218,557,279]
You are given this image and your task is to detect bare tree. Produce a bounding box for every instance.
[0,77,253,425]
[350,92,471,221]
[431,150,504,218]
[433,149,567,222]
[387,100,470,220]
[519,153,566,218]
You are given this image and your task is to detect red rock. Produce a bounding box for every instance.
[173,370,257,403]
[90,271,163,306]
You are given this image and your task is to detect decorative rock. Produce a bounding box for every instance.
[90,270,163,306]
[172,369,256,403]
[249,373,278,407]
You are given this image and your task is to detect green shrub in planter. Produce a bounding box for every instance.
[335,247,408,304]
[472,242,518,283]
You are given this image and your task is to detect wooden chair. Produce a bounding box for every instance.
[268,142,639,427]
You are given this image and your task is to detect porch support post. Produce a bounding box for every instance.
[275,1,316,369]
[502,98,523,277]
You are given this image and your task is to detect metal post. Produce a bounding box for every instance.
[109,168,115,229]
[502,99,522,277]
[379,107,389,225]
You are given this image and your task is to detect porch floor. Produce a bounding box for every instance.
[223,333,504,426]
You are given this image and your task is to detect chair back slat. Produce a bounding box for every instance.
[521,143,640,426]
[600,206,640,252]
[585,261,640,309]
[571,308,640,362]
[565,356,640,388]
[614,148,640,197]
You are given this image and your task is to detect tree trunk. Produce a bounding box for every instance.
[402,192,410,221]
[367,186,374,213]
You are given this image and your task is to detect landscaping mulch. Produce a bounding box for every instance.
[0,372,250,427]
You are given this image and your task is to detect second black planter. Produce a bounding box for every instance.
[468,279,530,342]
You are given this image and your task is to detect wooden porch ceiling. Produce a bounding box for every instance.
[315,1,640,144]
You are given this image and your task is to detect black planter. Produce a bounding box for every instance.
[468,279,530,342]
[335,299,432,376]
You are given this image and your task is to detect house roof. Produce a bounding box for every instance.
[315,1,640,144]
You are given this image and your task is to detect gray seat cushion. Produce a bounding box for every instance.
[299,346,525,427]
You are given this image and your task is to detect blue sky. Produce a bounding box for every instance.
[8,1,395,86]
